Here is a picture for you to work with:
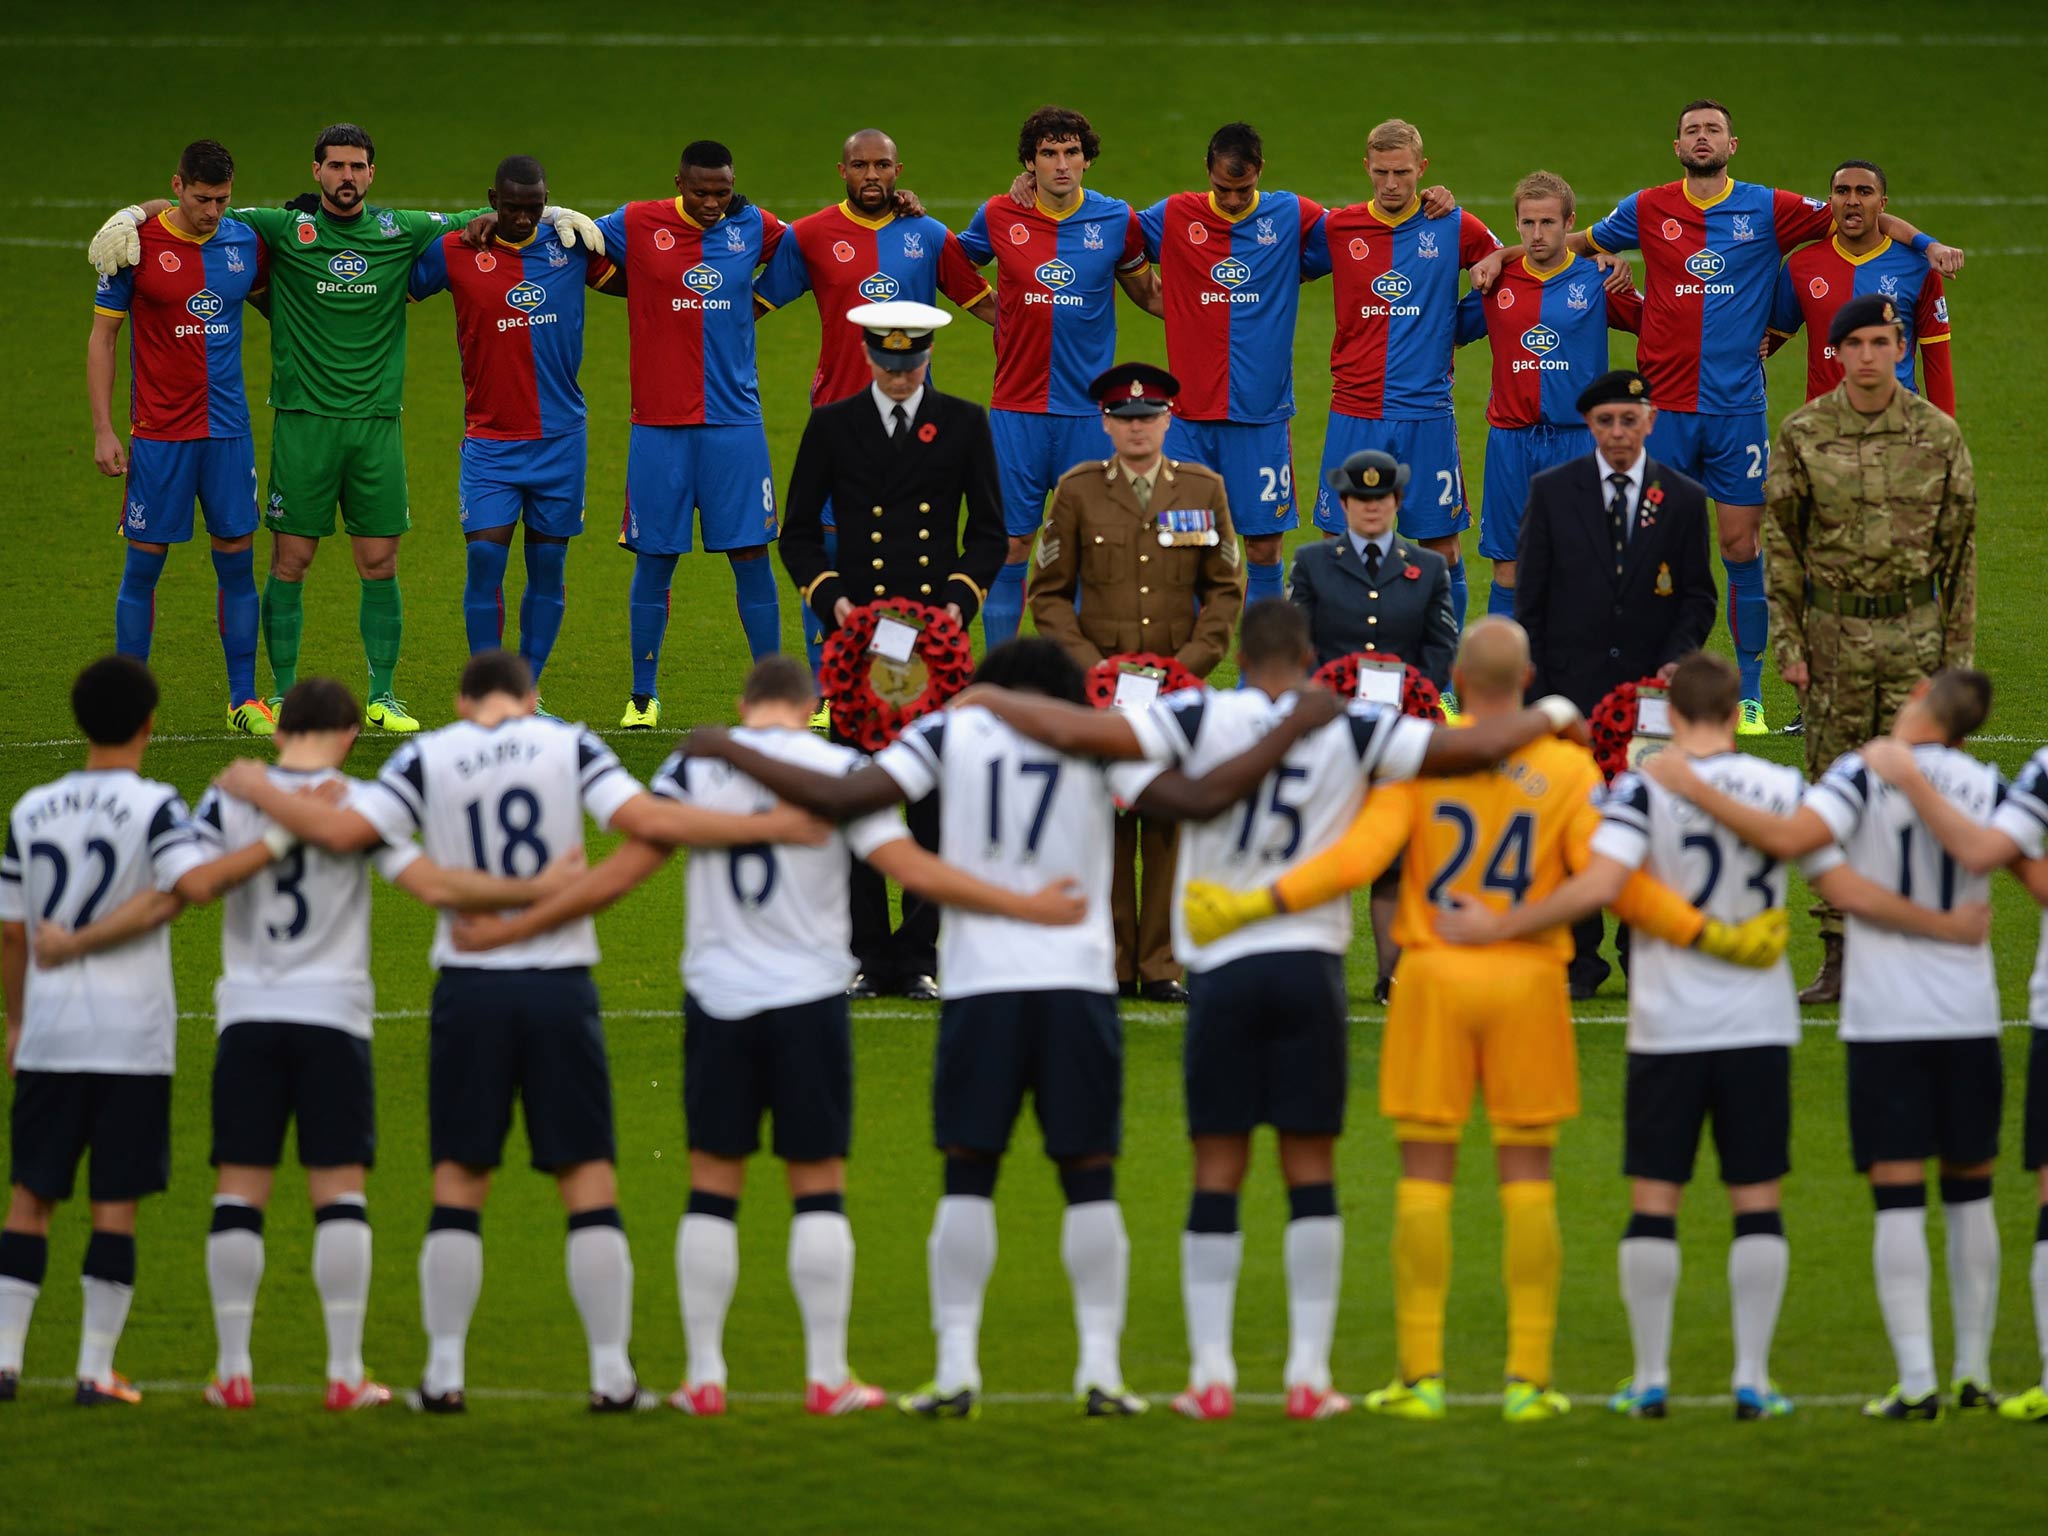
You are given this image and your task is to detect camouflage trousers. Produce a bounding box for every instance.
[1800,601,1948,934]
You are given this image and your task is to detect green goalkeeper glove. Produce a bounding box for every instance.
[89,206,147,277]
[543,205,604,257]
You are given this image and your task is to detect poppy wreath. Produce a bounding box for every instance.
[819,600,975,750]
[1588,677,1668,783]
[1309,650,1446,722]
[1084,652,1202,708]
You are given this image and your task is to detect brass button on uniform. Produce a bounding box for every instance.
[1368,590,1379,599]
[1367,615,1378,625]
[919,502,931,512]
[873,583,886,595]
[1139,585,1149,594]
[918,555,930,567]
[872,506,884,516]
[918,528,930,540]
[1139,555,1149,564]
[871,531,883,543]
[872,558,884,569]
[919,583,932,595]
[1094,534,1105,543]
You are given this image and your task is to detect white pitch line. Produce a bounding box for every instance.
[3,31,2046,49]
[15,1376,1875,1409]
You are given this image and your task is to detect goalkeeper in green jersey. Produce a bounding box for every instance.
[89,124,602,732]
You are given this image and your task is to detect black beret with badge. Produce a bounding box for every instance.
[1574,368,1651,415]
[1827,292,1902,349]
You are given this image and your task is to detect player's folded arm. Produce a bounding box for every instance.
[1807,859,1979,941]
[451,838,673,952]
[1416,703,1566,778]
[682,734,906,822]
[607,788,826,848]
[960,689,1149,761]
[1128,696,1343,822]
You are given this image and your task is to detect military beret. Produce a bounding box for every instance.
[1827,293,1903,349]
[1574,369,1651,415]
[1324,448,1410,498]
[1090,361,1179,417]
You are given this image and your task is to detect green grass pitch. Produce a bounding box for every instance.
[2,2,2046,1529]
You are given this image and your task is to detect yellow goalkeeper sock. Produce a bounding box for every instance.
[1501,1180,1561,1386]
[1394,1178,1454,1383]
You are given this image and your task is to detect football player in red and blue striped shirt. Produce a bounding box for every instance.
[1303,119,1500,637]
[1766,160,1954,416]
[411,157,623,701]
[958,105,1160,647]
[88,139,273,735]
[1138,123,1323,616]
[593,142,788,729]
[754,129,995,680]
[1474,100,1960,728]
[1454,172,1643,618]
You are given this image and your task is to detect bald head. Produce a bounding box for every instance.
[1450,617,1533,707]
[839,130,901,214]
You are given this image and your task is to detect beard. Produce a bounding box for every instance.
[853,183,892,210]
[1681,149,1729,176]
[329,183,361,206]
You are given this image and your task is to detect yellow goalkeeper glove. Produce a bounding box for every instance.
[1695,908,1790,969]
[1183,880,1277,948]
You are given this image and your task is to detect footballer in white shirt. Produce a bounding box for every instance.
[950,604,1593,1422]
[453,657,1084,1419]
[1852,728,2048,1425]
[0,658,283,1406]
[1645,668,2005,1422]
[223,652,806,1415]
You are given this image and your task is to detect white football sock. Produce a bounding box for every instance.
[0,1277,41,1374]
[313,1199,371,1388]
[1874,1205,1937,1399]
[1182,1231,1243,1391]
[1728,1233,1788,1394]
[1618,1237,1679,1392]
[206,1215,265,1382]
[678,1213,739,1388]
[1061,1201,1129,1395]
[1943,1195,1999,1385]
[928,1196,996,1393]
[419,1227,482,1397]
[77,1278,133,1386]
[2032,1234,2048,1392]
[788,1211,854,1388]
[1282,1216,1343,1392]
[566,1222,636,1399]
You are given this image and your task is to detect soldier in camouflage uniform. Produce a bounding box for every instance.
[1764,293,1975,1001]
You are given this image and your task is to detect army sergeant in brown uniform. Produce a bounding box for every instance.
[1030,362,1247,1001]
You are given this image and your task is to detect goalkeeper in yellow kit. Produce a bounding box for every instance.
[1186,619,1786,1421]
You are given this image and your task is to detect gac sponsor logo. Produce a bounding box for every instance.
[186,288,225,321]
[1684,249,1726,281]
[1520,323,1559,355]
[683,264,723,295]
[1210,257,1251,289]
[1034,258,1076,289]
[1370,270,1413,303]
[858,272,901,302]
[1512,324,1570,371]
[328,250,369,282]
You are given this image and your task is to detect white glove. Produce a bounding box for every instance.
[89,206,148,277]
[543,205,604,257]
[260,824,299,861]
[1533,694,1584,735]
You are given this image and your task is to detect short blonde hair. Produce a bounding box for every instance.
[1512,170,1575,222]
[1366,119,1424,159]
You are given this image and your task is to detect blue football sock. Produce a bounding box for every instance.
[519,539,568,684]
[628,552,679,697]
[463,539,510,656]
[1724,554,1767,698]
[115,545,166,660]
[730,554,781,660]
[1447,560,1469,634]
[983,560,1029,648]
[210,545,258,704]
[1245,558,1285,612]
[801,527,839,677]
[1488,579,1518,619]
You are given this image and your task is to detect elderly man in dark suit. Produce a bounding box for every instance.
[780,300,1008,997]
[1291,448,1458,1000]
[1516,368,1717,995]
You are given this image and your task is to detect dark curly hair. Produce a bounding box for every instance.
[1017,105,1099,168]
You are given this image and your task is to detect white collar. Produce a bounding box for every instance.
[1599,449,1647,495]
[872,381,925,432]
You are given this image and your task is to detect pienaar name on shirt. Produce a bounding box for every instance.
[23,784,135,834]
[450,738,544,778]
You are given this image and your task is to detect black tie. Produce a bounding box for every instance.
[1363,540,1382,584]
[891,403,909,440]
[1608,472,1631,573]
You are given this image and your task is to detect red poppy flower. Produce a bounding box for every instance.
[1402,565,1421,581]
[820,600,974,748]
[1588,677,1668,782]
[1309,651,1444,722]
[917,422,937,443]
[1084,653,1202,708]
[1643,484,1665,507]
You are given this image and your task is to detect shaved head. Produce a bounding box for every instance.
[1451,617,1532,702]
[842,128,896,159]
